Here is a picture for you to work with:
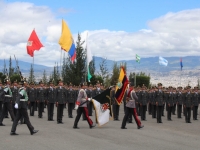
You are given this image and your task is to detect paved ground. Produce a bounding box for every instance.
[0,106,200,150]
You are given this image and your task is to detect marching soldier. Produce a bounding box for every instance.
[27,82,36,116]
[192,87,199,120]
[11,80,18,117]
[155,83,165,123]
[10,79,38,135]
[151,87,157,118]
[121,83,144,129]
[140,85,148,121]
[0,78,15,126]
[135,86,141,116]
[177,87,183,118]
[46,81,56,121]
[73,82,95,129]
[184,86,192,123]
[37,81,46,118]
[56,79,67,124]
[67,83,76,118]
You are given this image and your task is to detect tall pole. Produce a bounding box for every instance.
[134,65,136,86]
[60,48,62,78]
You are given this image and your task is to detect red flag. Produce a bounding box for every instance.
[27,29,43,57]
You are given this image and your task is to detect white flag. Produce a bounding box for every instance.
[92,99,110,126]
[159,56,168,66]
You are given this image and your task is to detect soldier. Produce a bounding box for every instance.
[46,81,56,121]
[37,81,46,118]
[87,84,94,116]
[192,87,199,120]
[177,87,183,118]
[10,79,38,135]
[11,80,18,117]
[184,86,192,123]
[135,86,141,116]
[151,87,157,118]
[155,83,165,123]
[0,80,3,116]
[27,82,36,116]
[0,78,15,126]
[56,79,67,124]
[73,82,95,129]
[172,88,177,115]
[140,85,148,121]
[67,83,76,118]
[121,83,144,129]
[166,87,174,121]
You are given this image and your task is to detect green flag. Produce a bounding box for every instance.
[136,54,140,63]
[88,67,92,82]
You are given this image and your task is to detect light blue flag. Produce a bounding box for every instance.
[159,56,168,66]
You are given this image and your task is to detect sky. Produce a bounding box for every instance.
[1,0,200,66]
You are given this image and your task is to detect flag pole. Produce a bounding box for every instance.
[85,32,89,82]
[60,48,62,78]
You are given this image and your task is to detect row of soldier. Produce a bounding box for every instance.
[112,83,199,124]
[0,80,104,125]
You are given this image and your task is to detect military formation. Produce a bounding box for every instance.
[0,78,200,135]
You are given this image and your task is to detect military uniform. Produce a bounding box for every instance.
[192,88,199,120]
[177,89,184,118]
[67,85,76,118]
[166,91,174,121]
[172,90,177,115]
[37,83,46,118]
[0,79,15,126]
[121,85,143,129]
[140,89,148,121]
[184,87,192,123]
[11,84,18,117]
[136,89,141,116]
[0,83,3,116]
[56,82,67,124]
[73,83,95,129]
[27,85,37,116]
[155,83,165,123]
[46,84,56,121]
[150,89,157,118]
[10,80,38,135]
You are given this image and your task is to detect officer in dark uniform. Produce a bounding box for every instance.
[10,79,38,135]
[184,86,192,123]
[56,79,67,124]
[166,86,174,121]
[0,78,15,126]
[87,84,94,116]
[110,85,119,121]
[11,80,18,117]
[67,83,76,118]
[0,80,3,116]
[27,82,36,116]
[151,87,157,118]
[192,87,199,120]
[177,87,183,118]
[37,81,46,118]
[140,85,148,121]
[46,81,56,121]
[172,88,177,115]
[155,83,164,123]
[136,86,141,116]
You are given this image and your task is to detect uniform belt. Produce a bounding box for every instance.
[5,95,11,97]
[20,99,26,101]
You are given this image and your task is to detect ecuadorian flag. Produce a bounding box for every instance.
[59,19,75,59]
[115,67,129,105]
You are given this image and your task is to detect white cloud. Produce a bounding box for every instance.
[0,1,200,67]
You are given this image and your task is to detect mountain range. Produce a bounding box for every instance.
[1,56,200,76]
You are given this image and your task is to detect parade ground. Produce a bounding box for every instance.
[0,107,200,150]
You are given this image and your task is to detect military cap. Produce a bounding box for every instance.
[157,83,162,86]
[89,84,93,87]
[96,80,100,85]
[30,82,35,85]
[69,83,73,86]
[58,79,63,83]
[187,86,191,89]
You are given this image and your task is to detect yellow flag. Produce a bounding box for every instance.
[58,19,73,52]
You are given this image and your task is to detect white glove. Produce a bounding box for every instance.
[14,103,18,109]
[74,104,79,110]
[88,98,91,101]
